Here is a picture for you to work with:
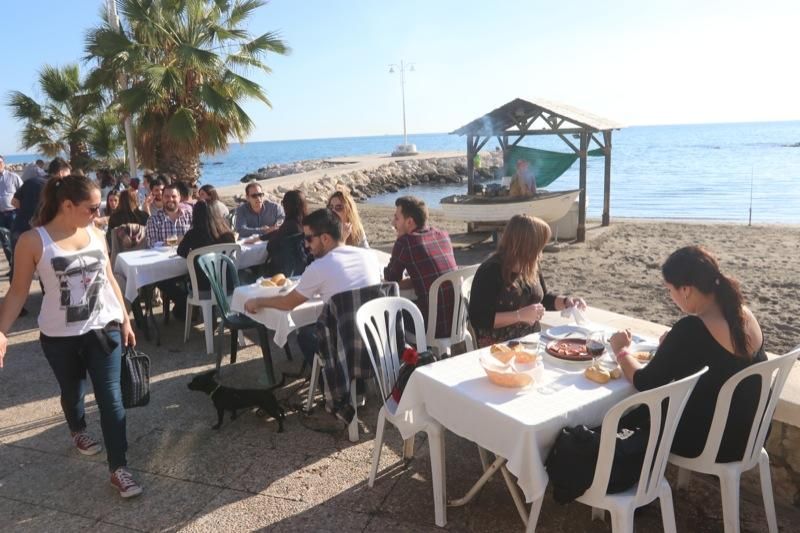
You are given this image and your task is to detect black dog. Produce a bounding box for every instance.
[187,370,285,432]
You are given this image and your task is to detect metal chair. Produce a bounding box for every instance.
[669,347,800,533]
[574,367,709,533]
[184,243,240,354]
[197,252,278,384]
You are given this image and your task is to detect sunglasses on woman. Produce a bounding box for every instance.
[327,204,345,212]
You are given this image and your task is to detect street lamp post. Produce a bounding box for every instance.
[106,0,137,178]
[389,60,418,156]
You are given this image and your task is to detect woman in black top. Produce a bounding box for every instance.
[610,246,766,462]
[178,200,236,268]
[108,190,149,230]
[257,190,309,277]
[468,215,586,347]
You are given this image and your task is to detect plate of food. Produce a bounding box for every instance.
[255,274,294,295]
[542,325,591,340]
[544,338,598,363]
[628,342,658,363]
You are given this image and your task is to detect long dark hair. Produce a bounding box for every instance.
[113,190,141,224]
[192,200,232,241]
[199,184,220,202]
[662,246,750,358]
[282,190,307,223]
[34,174,99,227]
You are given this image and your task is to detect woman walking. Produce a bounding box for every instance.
[0,174,142,498]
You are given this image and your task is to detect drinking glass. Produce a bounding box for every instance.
[587,330,606,365]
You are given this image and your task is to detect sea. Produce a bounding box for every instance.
[5,121,800,223]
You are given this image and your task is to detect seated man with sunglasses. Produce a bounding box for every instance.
[244,208,380,366]
[235,182,285,238]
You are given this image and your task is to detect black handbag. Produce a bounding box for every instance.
[121,346,151,408]
[545,408,649,504]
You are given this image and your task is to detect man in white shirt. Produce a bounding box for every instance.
[0,156,23,267]
[244,208,380,364]
[20,159,46,181]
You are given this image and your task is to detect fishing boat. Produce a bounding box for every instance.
[439,189,581,223]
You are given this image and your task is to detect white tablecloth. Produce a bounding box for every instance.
[114,240,269,302]
[230,284,324,346]
[229,248,410,346]
[395,333,636,503]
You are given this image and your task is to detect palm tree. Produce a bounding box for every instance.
[6,64,103,170]
[85,0,290,183]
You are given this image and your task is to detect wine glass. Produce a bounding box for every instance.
[166,232,178,248]
[587,330,606,366]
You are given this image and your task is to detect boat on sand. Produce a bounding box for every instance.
[440,189,581,223]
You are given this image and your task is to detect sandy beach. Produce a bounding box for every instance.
[348,204,799,354]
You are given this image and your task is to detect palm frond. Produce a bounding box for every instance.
[241,31,290,57]
[222,70,270,105]
[228,0,265,27]
[39,65,81,103]
[6,91,43,122]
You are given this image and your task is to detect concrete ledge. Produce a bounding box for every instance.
[774,361,800,427]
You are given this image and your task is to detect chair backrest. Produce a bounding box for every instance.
[426,264,479,344]
[356,296,428,406]
[694,346,800,469]
[265,232,307,278]
[197,252,242,318]
[109,223,147,267]
[583,366,708,505]
[186,243,240,298]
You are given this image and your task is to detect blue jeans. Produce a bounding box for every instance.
[41,328,128,471]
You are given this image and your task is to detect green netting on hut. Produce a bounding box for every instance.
[505,145,604,187]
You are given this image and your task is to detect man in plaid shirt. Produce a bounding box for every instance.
[384,196,457,339]
[145,184,193,247]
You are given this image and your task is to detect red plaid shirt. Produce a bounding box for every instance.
[384,226,457,338]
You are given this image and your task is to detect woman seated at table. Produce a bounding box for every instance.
[197,184,229,218]
[158,200,235,319]
[93,190,120,229]
[468,215,586,348]
[255,190,309,277]
[609,246,766,462]
[327,189,369,248]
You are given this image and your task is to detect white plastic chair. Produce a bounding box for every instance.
[425,264,479,356]
[356,296,447,527]
[669,346,800,533]
[574,366,708,533]
[183,243,240,354]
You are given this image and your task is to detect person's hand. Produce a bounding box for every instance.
[519,303,545,324]
[122,321,136,348]
[659,329,670,345]
[0,332,7,368]
[342,222,353,241]
[144,193,153,207]
[244,298,262,314]
[609,329,632,354]
[563,296,587,310]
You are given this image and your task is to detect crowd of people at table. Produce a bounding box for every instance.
[0,155,776,501]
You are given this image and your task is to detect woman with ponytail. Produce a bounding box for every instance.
[609,245,766,462]
[0,174,142,498]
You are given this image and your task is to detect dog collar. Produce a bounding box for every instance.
[209,384,221,399]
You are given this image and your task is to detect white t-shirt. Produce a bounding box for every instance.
[294,245,381,303]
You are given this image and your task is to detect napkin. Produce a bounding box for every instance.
[560,305,587,325]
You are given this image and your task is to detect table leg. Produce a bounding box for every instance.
[256,326,277,386]
[427,422,447,528]
[525,497,543,533]
[141,286,161,346]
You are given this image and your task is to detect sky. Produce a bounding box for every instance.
[2,0,799,155]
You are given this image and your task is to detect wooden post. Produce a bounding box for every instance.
[466,134,475,195]
[602,130,612,226]
[577,131,588,242]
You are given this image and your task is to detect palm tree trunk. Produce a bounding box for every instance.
[157,150,200,185]
[69,141,92,171]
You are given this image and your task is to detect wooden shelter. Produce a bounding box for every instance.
[451,98,623,241]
